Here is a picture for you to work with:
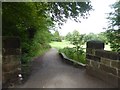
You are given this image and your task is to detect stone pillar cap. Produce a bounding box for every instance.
[2,36,20,48]
[87,40,104,49]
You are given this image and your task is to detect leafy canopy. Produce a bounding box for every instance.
[106,1,120,52]
[2,2,92,62]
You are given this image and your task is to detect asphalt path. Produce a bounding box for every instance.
[17,48,114,88]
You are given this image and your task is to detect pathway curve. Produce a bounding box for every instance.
[18,48,114,88]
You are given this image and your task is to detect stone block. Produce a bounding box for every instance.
[2,37,20,48]
[99,64,117,76]
[86,65,119,87]
[91,60,99,68]
[101,58,111,66]
[118,77,120,88]
[118,69,120,77]
[3,62,20,72]
[86,59,90,65]
[3,48,21,55]
[86,54,101,62]
[111,60,120,69]
[95,50,119,60]
[86,66,107,82]
[87,40,104,49]
[2,68,19,84]
[86,48,95,55]
[2,55,20,64]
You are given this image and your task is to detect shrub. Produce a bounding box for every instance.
[59,47,86,64]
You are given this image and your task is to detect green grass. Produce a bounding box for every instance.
[49,40,74,49]
[50,40,111,64]
[49,40,111,51]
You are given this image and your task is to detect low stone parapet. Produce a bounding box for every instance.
[86,40,120,88]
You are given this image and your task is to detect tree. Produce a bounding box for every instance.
[106,1,120,52]
[47,2,93,26]
[69,30,85,60]
[2,2,53,63]
[65,32,72,41]
[2,2,92,63]
[97,32,108,44]
[52,30,62,42]
[84,33,98,42]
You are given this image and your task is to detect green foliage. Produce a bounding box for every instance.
[2,2,52,64]
[106,1,120,52]
[106,29,120,52]
[60,30,86,64]
[70,30,85,45]
[83,32,108,44]
[2,2,92,64]
[97,32,108,44]
[52,31,62,42]
[59,47,86,64]
[65,32,72,41]
[47,2,93,27]
[69,30,85,61]
[83,33,98,42]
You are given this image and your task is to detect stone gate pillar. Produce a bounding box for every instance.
[86,40,104,69]
[2,37,21,88]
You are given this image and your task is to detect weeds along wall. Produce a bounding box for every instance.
[86,40,120,88]
[2,37,21,87]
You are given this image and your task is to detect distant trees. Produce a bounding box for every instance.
[52,31,62,42]
[84,32,108,44]
[97,32,108,44]
[106,1,120,52]
[70,30,85,46]
[65,32,72,41]
[65,31,108,44]
[83,33,97,42]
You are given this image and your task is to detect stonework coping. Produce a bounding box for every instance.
[87,40,104,49]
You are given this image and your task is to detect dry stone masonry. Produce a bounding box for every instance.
[86,40,120,88]
[2,37,21,88]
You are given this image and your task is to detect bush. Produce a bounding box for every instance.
[59,47,86,64]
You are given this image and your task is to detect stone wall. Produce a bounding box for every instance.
[86,40,120,88]
[0,36,2,89]
[2,37,21,87]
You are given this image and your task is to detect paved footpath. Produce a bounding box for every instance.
[18,48,114,88]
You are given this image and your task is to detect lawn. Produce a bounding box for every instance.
[49,40,74,49]
[50,40,111,64]
[49,40,111,51]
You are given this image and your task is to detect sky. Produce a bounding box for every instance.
[56,0,117,36]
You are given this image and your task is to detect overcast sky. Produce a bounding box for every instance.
[57,0,117,36]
